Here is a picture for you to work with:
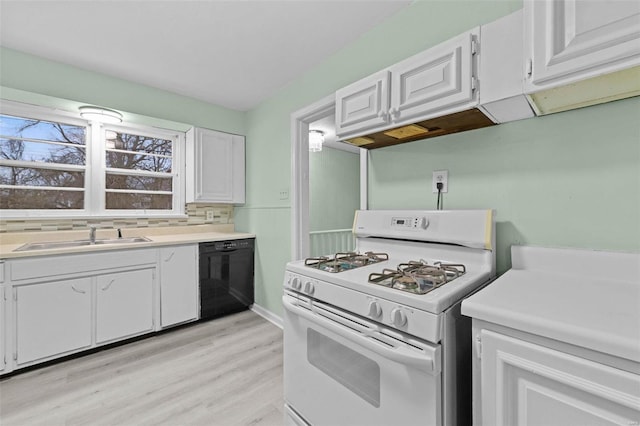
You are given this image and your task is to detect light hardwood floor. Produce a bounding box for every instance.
[0,310,284,426]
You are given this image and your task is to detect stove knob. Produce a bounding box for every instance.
[368,301,382,318]
[304,281,315,295]
[291,277,301,290]
[391,308,407,327]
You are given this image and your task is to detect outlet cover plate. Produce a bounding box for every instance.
[432,170,448,193]
[205,209,214,221]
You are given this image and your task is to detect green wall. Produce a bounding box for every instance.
[0,47,246,135]
[369,96,640,274]
[309,148,360,232]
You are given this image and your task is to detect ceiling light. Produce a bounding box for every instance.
[79,106,123,124]
[309,130,324,152]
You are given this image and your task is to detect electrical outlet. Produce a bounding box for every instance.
[279,189,289,200]
[432,170,449,193]
[205,209,214,221]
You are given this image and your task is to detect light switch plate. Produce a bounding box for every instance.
[432,170,448,193]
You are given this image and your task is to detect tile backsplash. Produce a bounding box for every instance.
[0,204,233,233]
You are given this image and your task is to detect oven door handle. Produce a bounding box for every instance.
[283,296,440,374]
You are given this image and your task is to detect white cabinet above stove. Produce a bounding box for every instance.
[335,28,492,149]
[334,10,537,150]
[524,0,640,115]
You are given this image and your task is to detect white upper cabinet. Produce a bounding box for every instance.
[524,0,640,91]
[186,127,245,204]
[388,30,477,124]
[335,70,390,137]
[335,29,479,140]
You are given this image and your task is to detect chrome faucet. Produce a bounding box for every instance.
[89,226,97,244]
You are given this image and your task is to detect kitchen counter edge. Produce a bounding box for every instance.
[0,227,255,259]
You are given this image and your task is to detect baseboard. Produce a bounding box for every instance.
[250,304,283,329]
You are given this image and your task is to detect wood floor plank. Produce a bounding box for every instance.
[0,311,284,426]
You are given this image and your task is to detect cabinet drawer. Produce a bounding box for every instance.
[10,249,157,282]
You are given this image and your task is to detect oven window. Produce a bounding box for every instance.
[307,328,380,407]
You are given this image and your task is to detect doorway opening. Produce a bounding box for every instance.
[290,95,367,260]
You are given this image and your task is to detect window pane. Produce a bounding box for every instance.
[0,115,86,146]
[0,188,83,209]
[106,151,172,173]
[106,173,172,191]
[0,138,86,165]
[105,193,172,210]
[0,166,84,188]
[107,132,172,156]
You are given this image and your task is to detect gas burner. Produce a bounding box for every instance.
[392,275,420,291]
[305,251,389,273]
[368,261,466,294]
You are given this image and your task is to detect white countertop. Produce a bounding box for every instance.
[461,246,640,363]
[0,225,255,259]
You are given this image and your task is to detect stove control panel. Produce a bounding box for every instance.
[391,216,429,230]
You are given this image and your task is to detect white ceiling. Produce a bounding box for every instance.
[0,0,410,111]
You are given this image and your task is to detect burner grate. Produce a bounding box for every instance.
[305,252,389,273]
[368,261,466,294]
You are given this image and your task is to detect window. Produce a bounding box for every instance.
[0,114,87,210]
[0,102,184,217]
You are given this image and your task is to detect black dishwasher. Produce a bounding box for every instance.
[199,238,255,320]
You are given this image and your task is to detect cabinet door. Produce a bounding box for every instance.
[160,245,198,328]
[335,70,390,137]
[187,128,246,203]
[389,29,477,125]
[15,279,92,365]
[0,286,4,372]
[480,329,640,426]
[96,269,154,344]
[525,0,640,91]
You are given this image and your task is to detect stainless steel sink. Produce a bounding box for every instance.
[14,236,151,252]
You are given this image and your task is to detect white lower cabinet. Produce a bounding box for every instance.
[96,269,154,344]
[2,243,205,374]
[0,285,5,372]
[479,328,640,426]
[15,278,92,365]
[159,245,198,328]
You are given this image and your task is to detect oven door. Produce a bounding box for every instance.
[283,292,442,426]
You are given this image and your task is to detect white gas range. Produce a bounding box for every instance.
[283,209,496,426]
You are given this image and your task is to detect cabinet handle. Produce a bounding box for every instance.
[101,279,116,291]
[71,284,86,294]
[164,252,175,262]
[388,107,399,122]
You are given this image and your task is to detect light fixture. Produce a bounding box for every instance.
[309,130,324,152]
[79,106,123,124]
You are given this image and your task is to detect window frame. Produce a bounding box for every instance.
[0,100,186,219]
